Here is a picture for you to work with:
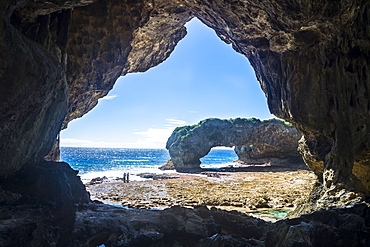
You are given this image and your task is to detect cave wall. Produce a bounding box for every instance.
[0,4,70,175]
[0,0,369,213]
[64,0,193,126]
[0,0,193,174]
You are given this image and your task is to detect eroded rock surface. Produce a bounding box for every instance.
[0,0,370,245]
[166,118,303,171]
[1,0,369,209]
[87,170,316,217]
[0,161,90,246]
[64,0,193,126]
[65,203,370,246]
[0,200,369,246]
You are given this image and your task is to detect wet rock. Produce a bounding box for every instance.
[152,174,180,180]
[159,160,175,170]
[137,173,157,179]
[69,203,369,246]
[136,172,180,180]
[86,176,109,185]
[87,170,316,217]
[264,203,370,247]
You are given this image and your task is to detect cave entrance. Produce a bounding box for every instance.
[61,17,272,156]
[59,18,314,218]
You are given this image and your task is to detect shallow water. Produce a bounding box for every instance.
[210,205,292,222]
[248,208,290,220]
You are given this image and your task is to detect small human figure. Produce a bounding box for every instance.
[123,173,126,183]
[126,172,129,183]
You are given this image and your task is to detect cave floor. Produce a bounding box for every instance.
[86,169,316,222]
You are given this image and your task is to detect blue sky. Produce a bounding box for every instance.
[60,18,274,148]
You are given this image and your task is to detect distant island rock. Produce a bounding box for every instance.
[166,118,304,172]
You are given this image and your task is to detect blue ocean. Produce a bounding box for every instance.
[60,147,238,182]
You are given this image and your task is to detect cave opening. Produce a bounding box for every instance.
[60,18,273,175]
[58,18,315,220]
[60,18,273,150]
[1,1,369,245]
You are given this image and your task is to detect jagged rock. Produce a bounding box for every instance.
[166,118,303,171]
[265,203,370,247]
[0,161,89,205]
[137,173,157,179]
[70,203,369,246]
[159,160,175,170]
[70,204,271,247]
[1,201,368,246]
[0,21,68,175]
[153,174,180,180]
[86,176,109,185]
[0,161,90,246]
[0,204,69,247]
[1,0,369,210]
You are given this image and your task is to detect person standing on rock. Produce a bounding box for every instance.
[127,172,129,183]
[123,173,127,183]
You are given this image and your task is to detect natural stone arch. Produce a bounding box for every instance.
[0,0,369,215]
[166,118,303,172]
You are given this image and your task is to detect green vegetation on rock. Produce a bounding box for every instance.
[173,117,291,139]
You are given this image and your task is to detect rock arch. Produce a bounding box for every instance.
[0,0,369,217]
[166,118,303,171]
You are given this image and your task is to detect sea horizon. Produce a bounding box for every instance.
[59,146,234,150]
[60,146,238,183]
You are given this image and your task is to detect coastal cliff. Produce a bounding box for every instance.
[0,0,369,245]
[166,118,304,171]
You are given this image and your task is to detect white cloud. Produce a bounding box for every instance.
[134,128,174,147]
[188,110,198,114]
[100,94,118,100]
[60,138,96,147]
[61,118,188,149]
[60,138,139,148]
[165,118,187,126]
[133,118,188,148]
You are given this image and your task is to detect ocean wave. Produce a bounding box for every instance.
[112,159,151,162]
[79,167,176,183]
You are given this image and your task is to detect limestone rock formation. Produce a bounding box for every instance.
[29,203,370,246]
[1,0,369,211]
[234,145,304,166]
[166,118,303,171]
[0,161,90,245]
[0,0,370,245]
[0,18,69,175]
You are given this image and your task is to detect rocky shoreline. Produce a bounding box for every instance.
[86,167,316,222]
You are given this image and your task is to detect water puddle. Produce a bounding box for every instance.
[247,209,290,221]
[210,206,292,222]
